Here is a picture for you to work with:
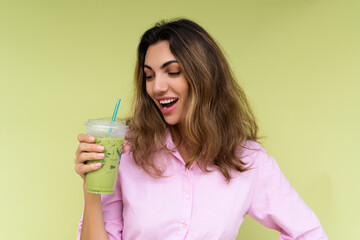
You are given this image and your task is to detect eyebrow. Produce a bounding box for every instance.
[144,60,178,70]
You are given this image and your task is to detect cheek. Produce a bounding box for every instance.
[145,82,152,96]
[182,81,189,99]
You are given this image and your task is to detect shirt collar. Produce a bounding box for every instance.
[164,128,186,165]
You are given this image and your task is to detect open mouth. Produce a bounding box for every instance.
[159,98,178,109]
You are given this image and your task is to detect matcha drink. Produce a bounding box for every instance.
[86,137,124,194]
[84,118,127,194]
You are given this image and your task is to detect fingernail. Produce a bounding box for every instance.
[94,162,102,167]
[97,145,104,151]
[89,136,95,142]
[97,153,105,158]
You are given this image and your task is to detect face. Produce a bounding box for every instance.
[144,41,189,126]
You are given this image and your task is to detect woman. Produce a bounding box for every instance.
[75,19,327,240]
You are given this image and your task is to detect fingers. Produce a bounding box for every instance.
[74,162,102,180]
[78,142,104,153]
[75,140,104,159]
[75,152,105,165]
[77,134,96,143]
[75,134,105,180]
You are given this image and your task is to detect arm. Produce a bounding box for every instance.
[247,151,327,240]
[75,134,123,240]
[77,174,123,240]
[77,173,124,240]
[80,184,110,240]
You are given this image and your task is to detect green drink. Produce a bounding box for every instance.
[86,138,124,194]
[84,118,127,194]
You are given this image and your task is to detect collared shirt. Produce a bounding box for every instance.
[77,131,327,240]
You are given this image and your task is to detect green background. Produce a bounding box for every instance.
[1,0,359,239]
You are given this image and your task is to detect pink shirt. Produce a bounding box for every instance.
[77,131,327,240]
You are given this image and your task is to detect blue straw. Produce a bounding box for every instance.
[112,98,121,122]
[108,98,121,133]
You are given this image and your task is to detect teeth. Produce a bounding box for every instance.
[159,99,177,104]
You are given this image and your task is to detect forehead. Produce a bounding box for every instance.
[144,41,177,68]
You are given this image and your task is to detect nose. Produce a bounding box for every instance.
[152,75,168,95]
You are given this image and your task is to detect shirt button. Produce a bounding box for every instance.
[185,194,190,199]
[182,222,188,228]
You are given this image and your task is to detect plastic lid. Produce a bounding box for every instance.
[84,118,127,138]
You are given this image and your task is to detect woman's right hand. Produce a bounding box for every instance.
[74,134,105,181]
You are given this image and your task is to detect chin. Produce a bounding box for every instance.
[164,116,180,126]
[164,120,178,126]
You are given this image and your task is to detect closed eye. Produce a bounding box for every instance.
[168,72,180,76]
[145,75,154,80]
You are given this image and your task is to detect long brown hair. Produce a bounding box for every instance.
[128,18,259,181]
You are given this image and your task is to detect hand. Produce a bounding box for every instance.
[74,134,105,181]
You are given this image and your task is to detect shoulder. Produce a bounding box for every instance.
[242,140,266,153]
[239,140,267,157]
[237,140,267,168]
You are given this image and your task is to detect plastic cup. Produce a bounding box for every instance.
[84,118,127,194]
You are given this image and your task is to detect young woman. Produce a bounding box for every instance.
[75,19,327,240]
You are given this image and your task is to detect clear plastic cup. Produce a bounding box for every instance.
[84,118,127,194]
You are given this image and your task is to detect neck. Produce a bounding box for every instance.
[169,124,184,145]
[169,124,195,165]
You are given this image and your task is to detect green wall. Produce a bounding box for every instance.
[1,0,359,239]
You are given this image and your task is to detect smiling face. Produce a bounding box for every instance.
[144,41,189,126]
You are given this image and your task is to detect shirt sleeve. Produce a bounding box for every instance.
[77,170,123,240]
[247,151,328,240]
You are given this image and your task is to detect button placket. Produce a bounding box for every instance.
[180,168,193,231]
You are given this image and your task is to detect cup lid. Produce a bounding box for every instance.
[84,118,127,138]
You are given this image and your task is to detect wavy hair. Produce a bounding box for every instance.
[128,18,259,181]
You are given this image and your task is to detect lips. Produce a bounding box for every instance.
[157,97,178,114]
